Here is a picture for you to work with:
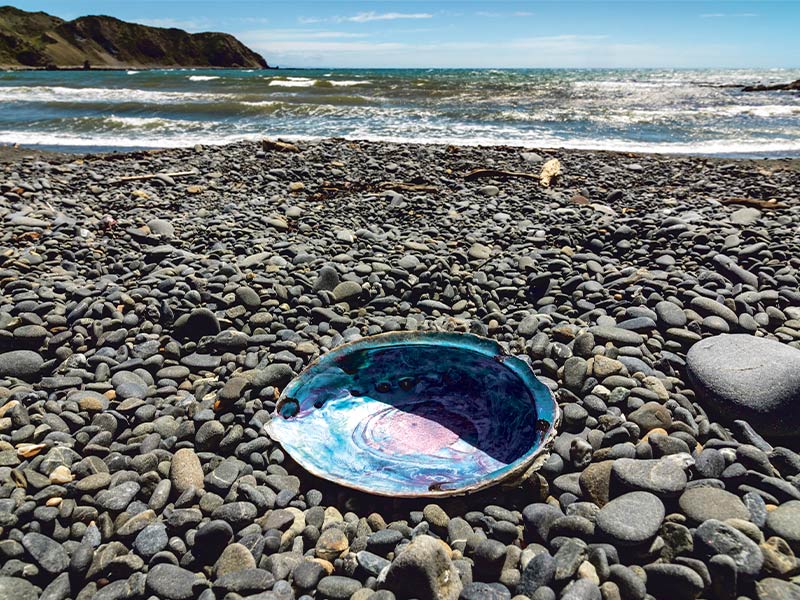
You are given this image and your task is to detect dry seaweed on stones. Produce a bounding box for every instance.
[378,181,439,192]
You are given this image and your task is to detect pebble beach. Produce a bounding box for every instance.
[1,138,800,600]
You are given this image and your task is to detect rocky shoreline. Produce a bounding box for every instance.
[1,139,800,600]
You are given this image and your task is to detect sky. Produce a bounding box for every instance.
[10,1,800,68]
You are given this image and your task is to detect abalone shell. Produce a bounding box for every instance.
[266,332,560,497]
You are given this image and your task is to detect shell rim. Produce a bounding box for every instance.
[265,331,561,498]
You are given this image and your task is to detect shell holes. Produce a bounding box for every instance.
[280,398,299,419]
[398,377,416,391]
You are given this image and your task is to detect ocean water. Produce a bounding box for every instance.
[1,67,799,156]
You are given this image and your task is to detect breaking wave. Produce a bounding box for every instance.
[1,67,799,156]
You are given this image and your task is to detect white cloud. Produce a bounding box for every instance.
[136,16,271,31]
[391,27,437,34]
[344,12,433,23]
[136,17,211,31]
[257,41,407,53]
[252,29,371,40]
[476,11,535,18]
[245,28,745,69]
[700,13,758,18]
[299,12,433,24]
[511,34,610,50]
[236,17,271,25]
[250,35,616,68]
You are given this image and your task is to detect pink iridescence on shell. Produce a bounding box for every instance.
[367,407,462,455]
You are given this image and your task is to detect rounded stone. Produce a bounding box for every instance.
[678,487,750,524]
[589,326,644,347]
[384,534,462,600]
[212,568,274,596]
[194,520,234,561]
[423,504,450,529]
[474,538,507,578]
[643,563,704,600]
[730,207,761,225]
[313,266,340,292]
[332,281,362,303]
[469,242,492,259]
[579,461,614,507]
[562,578,601,600]
[178,308,220,340]
[367,528,403,554]
[235,286,261,308]
[315,527,349,561]
[608,564,646,600]
[461,582,511,600]
[518,551,555,597]
[655,301,687,328]
[766,500,800,550]
[627,402,672,433]
[755,578,800,600]
[22,532,69,574]
[133,523,168,558]
[293,559,327,590]
[523,504,564,543]
[195,420,225,451]
[170,448,204,494]
[316,576,362,599]
[147,218,175,237]
[214,543,256,577]
[596,492,664,546]
[695,519,764,577]
[686,334,800,439]
[146,563,203,600]
[0,350,44,380]
[0,577,37,600]
[611,458,687,497]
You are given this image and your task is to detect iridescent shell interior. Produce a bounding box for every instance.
[266,332,560,497]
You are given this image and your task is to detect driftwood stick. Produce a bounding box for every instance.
[110,170,198,185]
[261,139,300,153]
[464,169,539,182]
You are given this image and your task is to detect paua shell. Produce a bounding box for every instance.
[266,331,560,497]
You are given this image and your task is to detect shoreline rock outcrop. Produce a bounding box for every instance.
[743,79,800,92]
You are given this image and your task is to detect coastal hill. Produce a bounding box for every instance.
[0,5,268,68]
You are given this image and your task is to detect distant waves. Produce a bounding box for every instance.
[1,67,799,156]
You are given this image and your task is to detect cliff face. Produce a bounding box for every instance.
[0,6,268,68]
[0,6,64,66]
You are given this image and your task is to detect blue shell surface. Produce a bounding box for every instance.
[266,332,560,497]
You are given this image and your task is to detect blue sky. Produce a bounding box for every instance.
[11,1,800,68]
